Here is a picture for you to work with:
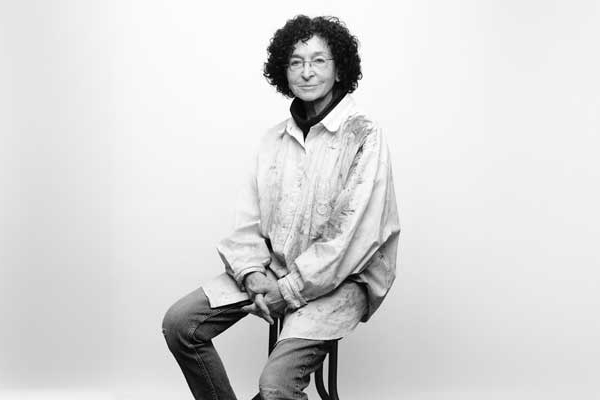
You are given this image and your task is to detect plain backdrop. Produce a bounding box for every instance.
[1,1,599,399]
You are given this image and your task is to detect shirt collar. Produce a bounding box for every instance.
[283,93,356,137]
[320,93,355,133]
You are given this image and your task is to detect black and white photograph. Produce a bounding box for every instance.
[1,1,599,399]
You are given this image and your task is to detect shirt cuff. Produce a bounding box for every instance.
[277,271,308,310]
[234,266,267,291]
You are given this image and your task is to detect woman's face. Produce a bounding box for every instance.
[286,35,338,114]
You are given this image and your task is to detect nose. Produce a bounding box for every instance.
[301,61,314,79]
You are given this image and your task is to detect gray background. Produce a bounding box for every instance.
[1,0,599,399]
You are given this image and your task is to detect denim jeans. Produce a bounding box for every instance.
[162,286,331,400]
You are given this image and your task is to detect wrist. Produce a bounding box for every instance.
[235,266,267,290]
[244,271,265,288]
[277,274,307,310]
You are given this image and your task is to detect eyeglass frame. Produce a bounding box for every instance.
[287,57,335,72]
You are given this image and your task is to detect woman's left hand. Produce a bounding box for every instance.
[242,275,287,321]
[241,293,275,324]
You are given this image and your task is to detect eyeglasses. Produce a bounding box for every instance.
[287,57,334,72]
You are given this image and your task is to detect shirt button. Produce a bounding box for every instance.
[317,204,328,215]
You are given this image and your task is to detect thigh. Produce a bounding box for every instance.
[259,338,331,399]
[162,286,251,344]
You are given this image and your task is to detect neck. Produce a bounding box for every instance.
[303,91,333,119]
[289,85,347,139]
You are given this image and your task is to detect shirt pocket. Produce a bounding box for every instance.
[309,180,334,239]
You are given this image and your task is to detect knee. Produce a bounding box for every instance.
[259,363,289,399]
[162,289,215,352]
[161,301,191,352]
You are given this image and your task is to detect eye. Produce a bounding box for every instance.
[289,59,303,68]
[312,57,327,66]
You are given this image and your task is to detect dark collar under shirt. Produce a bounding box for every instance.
[289,85,347,140]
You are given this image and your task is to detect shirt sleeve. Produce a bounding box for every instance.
[216,146,271,290]
[277,123,399,309]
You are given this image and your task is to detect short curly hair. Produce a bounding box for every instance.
[263,15,362,98]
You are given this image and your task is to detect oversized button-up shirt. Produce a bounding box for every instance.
[208,94,400,340]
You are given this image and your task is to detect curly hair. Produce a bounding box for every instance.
[263,15,362,98]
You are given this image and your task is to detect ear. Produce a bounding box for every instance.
[335,71,340,82]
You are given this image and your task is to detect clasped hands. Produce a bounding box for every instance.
[241,271,287,324]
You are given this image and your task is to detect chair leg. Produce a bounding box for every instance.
[315,363,330,400]
[328,341,339,400]
[268,319,280,355]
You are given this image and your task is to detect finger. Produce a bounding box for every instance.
[254,294,275,325]
[254,294,271,317]
[245,287,257,299]
[241,304,257,315]
[243,307,272,324]
[254,294,274,325]
[241,302,273,324]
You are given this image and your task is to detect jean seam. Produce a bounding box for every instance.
[191,345,220,400]
[295,346,317,394]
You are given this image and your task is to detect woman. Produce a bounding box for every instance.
[162,15,400,400]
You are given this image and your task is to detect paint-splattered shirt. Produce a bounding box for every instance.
[209,94,400,341]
